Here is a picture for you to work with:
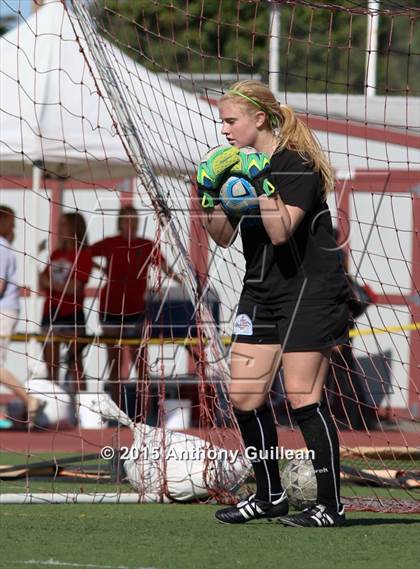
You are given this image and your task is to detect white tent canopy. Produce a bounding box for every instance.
[276,92,420,133]
[0,0,223,338]
[0,0,221,180]
[1,0,419,180]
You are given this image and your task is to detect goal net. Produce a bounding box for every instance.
[0,0,419,513]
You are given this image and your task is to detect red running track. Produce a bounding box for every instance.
[1,427,418,454]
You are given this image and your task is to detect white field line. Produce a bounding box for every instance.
[12,560,158,569]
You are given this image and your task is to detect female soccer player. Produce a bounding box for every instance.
[40,212,92,392]
[90,206,182,411]
[197,80,350,527]
[0,206,45,426]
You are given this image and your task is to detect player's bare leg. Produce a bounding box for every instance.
[282,349,330,409]
[67,341,86,392]
[43,340,60,383]
[132,343,150,422]
[106,344,123,406]
[0,368,45,426]
[229,342,282,411]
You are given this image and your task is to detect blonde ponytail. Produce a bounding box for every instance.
[221,80,335,199]
[276,103,334,196]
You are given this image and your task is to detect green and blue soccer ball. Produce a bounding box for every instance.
[218,146,271,218]
[198,145,270,217]
[219,176,260,218]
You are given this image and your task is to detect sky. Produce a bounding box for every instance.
[0,1,42,30]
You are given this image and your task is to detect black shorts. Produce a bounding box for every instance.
[231,297,349,352]
[41,309,86,337]
[99,312,145,339]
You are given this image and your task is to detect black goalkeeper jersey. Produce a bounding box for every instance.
[239,148,350,305]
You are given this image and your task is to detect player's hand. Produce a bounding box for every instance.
[197,184,220,209]
[230,147,278,198]
[196,145,240,209]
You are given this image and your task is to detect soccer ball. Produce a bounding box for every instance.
[281,458,317,510]
[219,176,260,218]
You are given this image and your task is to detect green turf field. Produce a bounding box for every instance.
[1,504,420,569]
[1,451,419,569]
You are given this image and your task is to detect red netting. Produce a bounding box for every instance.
[0,0,418,512]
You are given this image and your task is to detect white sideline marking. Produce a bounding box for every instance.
[16,560,157,569]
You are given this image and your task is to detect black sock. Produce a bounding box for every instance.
[234,404,284,502]
[292,402,341,513]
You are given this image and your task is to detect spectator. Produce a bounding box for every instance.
[90,206,182,410]
[39,212,92,393]
[0,206,43,426]
[328,229,379,429]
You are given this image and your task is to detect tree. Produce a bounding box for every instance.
[94,1,269,77]
[0,14,17,36]
[93,0,419,95]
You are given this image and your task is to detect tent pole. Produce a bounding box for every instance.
[366,0,380,97]
[269,4,280,94]
[29,163,42,331]
[26,163,43,377]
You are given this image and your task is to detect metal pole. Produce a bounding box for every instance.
[28,163,42,330]
[0,493,170,504]
[366,0,380,97]
[19,163,45,385]
[269,4,280,93]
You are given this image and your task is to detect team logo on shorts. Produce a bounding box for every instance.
[233,313,253,336]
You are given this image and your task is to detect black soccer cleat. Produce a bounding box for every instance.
[215,493,289,524]
[277,503,346,528]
